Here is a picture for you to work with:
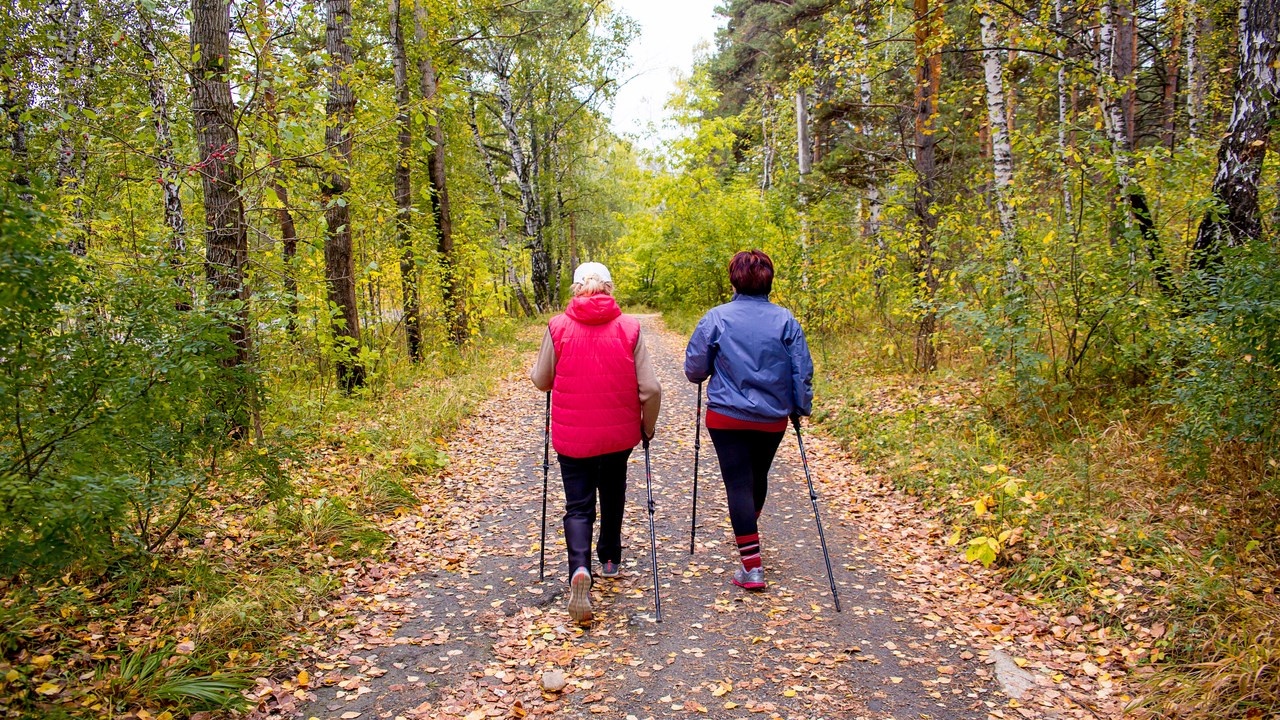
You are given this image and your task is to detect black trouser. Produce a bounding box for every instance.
[708,428,785,542]
[558,448,631,580]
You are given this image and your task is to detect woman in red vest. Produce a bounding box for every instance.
[531,262,662,625]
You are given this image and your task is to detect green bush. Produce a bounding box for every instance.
[1163,242,1280,475]
[0,186,253,576]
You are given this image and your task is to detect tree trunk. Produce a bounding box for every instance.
[980,9,1017,258]
[1055,0,1072,216]
[191,0,248,369]
[467,91,534,317]
[796,87,811,289]
[413,0,467,343]
[491,52,550,311]
[55,0,87,255]
[2,46,31,191]
[855,8,886,295]
[389,0,422,360]
[1161,4,1184,149]
[323,0,365,391]
[139,11,191,310]
[1098,0,1175,294]
[255,0,300,337]
[912,0,942,372]
[1191,0,1279,268]
[1185,0,1201,139]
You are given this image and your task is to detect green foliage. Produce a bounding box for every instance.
[96,643,252,714]
[1163,242,1280,472]
[0,188,259,576]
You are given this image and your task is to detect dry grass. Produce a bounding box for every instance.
[813,331,1280,718]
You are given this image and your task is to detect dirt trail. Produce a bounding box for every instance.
[277,316,1122,720]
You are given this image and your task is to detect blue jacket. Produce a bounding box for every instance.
[683,294,814,423]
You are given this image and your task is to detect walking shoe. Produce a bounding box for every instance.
[567,567,593,625]
[599,560,621,578]
[732,566,766,591]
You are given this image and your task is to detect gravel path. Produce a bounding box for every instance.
[278,315,1119,720]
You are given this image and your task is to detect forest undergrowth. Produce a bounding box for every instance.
[811,327,1280,718]
[0,323,537,720]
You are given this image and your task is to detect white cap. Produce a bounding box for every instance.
[573,261,611,284]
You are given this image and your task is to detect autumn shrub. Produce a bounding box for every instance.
[0,188,259,577]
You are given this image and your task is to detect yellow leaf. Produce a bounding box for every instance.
[32,655,53,668]
[783,688,797,697]
[157,712,174,720]
[36,681,61,696]
[974,498,988,516]
[723,702,739,709]
[297,670,310,687]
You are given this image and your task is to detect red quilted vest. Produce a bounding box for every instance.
[548,294,642,458]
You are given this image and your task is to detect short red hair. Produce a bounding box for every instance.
[729,250,774,296]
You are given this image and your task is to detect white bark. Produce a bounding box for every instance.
[795,88,812,176]
[1185,0,1200,138]
[1055,0,1072,216]
[980,10,1015,240]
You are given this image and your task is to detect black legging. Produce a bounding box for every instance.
[558,449,631,579]
[708,428,785,541]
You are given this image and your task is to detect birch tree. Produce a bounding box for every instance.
[1191,0,1280,269]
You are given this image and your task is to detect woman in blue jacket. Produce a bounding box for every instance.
[684,250,814,591]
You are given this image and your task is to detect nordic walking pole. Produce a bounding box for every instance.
[791,416,842,613]
[539,392,550,582]
[642,436,663,622]
[689,381,703,554]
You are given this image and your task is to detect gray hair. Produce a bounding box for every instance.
[571,273,615,297]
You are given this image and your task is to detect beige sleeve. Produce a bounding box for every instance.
[530,328,556,391]
[634,330,663,439]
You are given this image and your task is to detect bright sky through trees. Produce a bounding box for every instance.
[610,0,722,146]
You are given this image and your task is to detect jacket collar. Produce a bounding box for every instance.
[731,293,771,303]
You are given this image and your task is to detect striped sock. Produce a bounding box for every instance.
[736,532,762,571]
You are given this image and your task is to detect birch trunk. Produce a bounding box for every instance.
[190,0,248,366]
[795,87,811,289]
[467,91,534,317]
[980,10,1016,245]
[1161,5,1184,149]
[54,0,87,255]
[1191,0,1280,266]
[139,12,190,310]
[390,0,422,360]
[1055,0,1072,216]
[856,8,885,291]
[1098,0,1175,294]
[492,54,550,311]
[1185,0,1201,139]
[323,0,365,391]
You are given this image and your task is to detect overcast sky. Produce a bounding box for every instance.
[608,0,724,148]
